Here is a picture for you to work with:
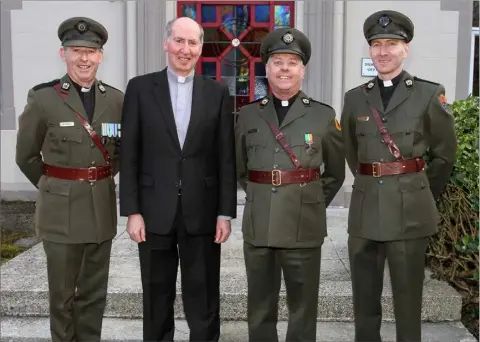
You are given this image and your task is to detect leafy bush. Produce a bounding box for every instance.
[426,95,479,338]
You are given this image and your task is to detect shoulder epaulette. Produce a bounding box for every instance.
[32,79,60,91]
[308,97,334,110]
[413,77,439,86]
[248,97,266,104]
[100,81,123,94]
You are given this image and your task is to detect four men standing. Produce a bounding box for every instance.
[13,8,456,342]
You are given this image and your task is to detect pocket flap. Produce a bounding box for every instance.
[48,127,83,143]
[42,178,71,196]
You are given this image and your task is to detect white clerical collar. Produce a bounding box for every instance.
[383,80,393,87]
[281,100,289,107]
[81,87,91,92]
[167,66,195,84]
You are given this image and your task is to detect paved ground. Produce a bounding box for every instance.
[0,193,476,341]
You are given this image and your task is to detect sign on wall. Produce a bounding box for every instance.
[361,58,377,77]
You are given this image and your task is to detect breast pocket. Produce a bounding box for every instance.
[246,133,267,169]
[45,126,83,165]
[355,120,378,161]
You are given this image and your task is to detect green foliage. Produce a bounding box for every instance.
[426,95,479,338]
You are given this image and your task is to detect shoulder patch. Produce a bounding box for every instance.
[32,79,60,91]
[413,77,439,86]
[100,82,123,94]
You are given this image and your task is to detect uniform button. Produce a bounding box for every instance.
[275,148,280,153]
[378,180,384,184]
[380,158,384,162]
[271,187,277,193]
[90,182,95,187]
[91,161,96,166]
[273,164,278,168]
[380,139,385,143]
[62,137,67,141]
[381,117,387,123]
[91,143,95,148]
[181,158,186,162]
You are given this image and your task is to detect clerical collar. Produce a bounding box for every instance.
[167,66,195,84]
[378,70,404,88]
[273,92,299,107]
[71,80,94,93]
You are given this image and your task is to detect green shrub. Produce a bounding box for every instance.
[426,95,479,338]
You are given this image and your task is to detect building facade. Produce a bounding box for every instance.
[0,0,475,206]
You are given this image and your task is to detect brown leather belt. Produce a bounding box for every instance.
[358,158,425,177]
[43,164,112,182]
[248,168,320,186]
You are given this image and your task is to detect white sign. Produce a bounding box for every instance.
[361,58,377,77]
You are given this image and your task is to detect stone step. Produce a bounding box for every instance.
[1,317,476,342]
[0,234,462,322]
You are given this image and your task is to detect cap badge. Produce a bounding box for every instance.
[378,15,390,27]
[61,82,70,90]
[75,21,88,33]
[282,33,294,44]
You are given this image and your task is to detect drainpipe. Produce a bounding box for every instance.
[332,0,345,116]
[125,0,137,83]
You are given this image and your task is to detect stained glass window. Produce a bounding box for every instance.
[178,1,295,112]
[181,4,196,20]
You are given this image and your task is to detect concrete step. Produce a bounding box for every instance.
[1,317,476,342]
[0,231,463,322]
[0,207,464,323]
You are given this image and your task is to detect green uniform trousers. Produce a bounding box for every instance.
[42,239,112,342]
[348,236,429,342]
[243,241,322,342]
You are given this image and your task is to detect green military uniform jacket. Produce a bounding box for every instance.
[16,74,124,244]
[235,91,345,248]
[340,71,457,241]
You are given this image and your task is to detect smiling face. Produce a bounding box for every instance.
[163,17,203,76]
[369,38,408,80]
[265,53,305,99]
[59,46,103,87]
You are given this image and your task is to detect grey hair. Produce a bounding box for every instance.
[164,17,204,44]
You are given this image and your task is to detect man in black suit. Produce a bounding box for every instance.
[119,16,237,341]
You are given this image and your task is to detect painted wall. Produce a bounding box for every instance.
[1,1,126,196]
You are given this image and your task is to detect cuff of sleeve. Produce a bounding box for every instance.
[217,215,232,221]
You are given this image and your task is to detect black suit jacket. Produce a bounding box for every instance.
[119,68,237,235]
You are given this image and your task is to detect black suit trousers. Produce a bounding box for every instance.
[138,197,221,342]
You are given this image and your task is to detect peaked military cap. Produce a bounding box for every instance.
[58,17,108,49]
[363,10,414,44]
[260,27,311,65]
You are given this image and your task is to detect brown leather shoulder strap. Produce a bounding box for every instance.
[53,83,112,165]
[370,107,404,161]
[265,121,302,169]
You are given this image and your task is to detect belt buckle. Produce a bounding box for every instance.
[272,170,282,186]
[88,167,98,182]
[372,162,381,178]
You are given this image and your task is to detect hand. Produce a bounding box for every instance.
[215,219,231,244]
[127,214,146,243]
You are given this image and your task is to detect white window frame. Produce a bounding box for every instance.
[469,27,479,95]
